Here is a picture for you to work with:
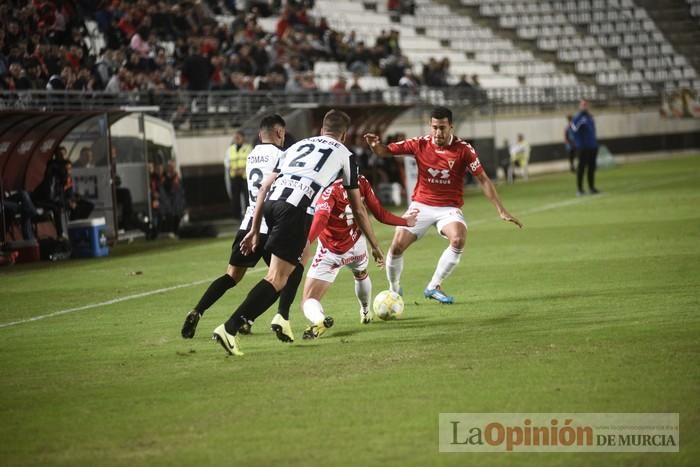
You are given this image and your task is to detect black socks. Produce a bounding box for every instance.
[225,279,280,335]
[194,274,236,315]
[277,263,304,320]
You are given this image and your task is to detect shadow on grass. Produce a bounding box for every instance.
[110,237,219,259]
[477,313,521,326]
[329,329,362,339]
[396,314,429,322]
[376,318,457,332]
[471,286,661,307]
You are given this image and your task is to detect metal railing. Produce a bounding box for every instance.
[0,87,660,131]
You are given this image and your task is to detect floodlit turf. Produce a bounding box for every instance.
[1,155,699,466]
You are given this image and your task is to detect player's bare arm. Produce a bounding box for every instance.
[475,171,523,228]
[348,188,385,267]
[363,133,394,158]
[240,172,277,255]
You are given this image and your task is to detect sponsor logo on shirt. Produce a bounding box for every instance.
[275,177,315,198]
[427,167,451,184]
[330,252,368,270]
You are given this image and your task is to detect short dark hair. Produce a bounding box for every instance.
[259,114,286,130]
[322,109,351,136]
[430,106,453,123]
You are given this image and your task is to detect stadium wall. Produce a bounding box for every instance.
[174,109,700,219]
[175,108,700,167]
[386,107,700,176]
[390,108,700,156]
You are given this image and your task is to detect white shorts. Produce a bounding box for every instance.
[399,201,467,239]
[307,236,369,283]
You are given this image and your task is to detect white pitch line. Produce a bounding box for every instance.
[469,173,693,226]
[0,266,267,329]
[2,173,694,329]
[517,194,602,216]
[469,193,599,226]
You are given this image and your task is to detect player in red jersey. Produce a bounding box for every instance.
[364,106,522,304]
[301,175,417,338]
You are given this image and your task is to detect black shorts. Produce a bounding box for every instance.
[263,200,313,264]
[229,229,272,268]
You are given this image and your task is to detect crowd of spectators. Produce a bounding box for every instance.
[0,0,486,101]
[0,0,95,91]
[0,0,371,93]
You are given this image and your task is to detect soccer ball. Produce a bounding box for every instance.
[373,290,404,321]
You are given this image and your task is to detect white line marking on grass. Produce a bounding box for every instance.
[518,194,602,216]
[3,174,693,329]
[469,174,693,226]
[469,195,600,226]
[0,266,267,329]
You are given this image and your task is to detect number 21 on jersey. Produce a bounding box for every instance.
[288,143,332,172]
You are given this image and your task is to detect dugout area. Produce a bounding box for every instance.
[0,110,177,248]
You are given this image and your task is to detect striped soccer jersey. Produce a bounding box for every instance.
[268,136,359,211]
[241,143,284,233]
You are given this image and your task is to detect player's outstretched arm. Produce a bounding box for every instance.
[475,172,523,228]
[362,180,417,227]
[348,188,385,267]
[307,185,335,243]
[306,209,331,244]
[363,133,394,158]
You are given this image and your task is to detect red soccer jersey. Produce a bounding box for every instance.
[309,176,407,254]
[387,135,484,208]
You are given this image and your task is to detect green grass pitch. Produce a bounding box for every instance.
[1,155,698,466]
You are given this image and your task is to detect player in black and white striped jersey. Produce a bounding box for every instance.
[181,114,304,342]
[212,110,385,356]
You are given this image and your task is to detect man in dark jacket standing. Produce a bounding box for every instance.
[571,99,599,196]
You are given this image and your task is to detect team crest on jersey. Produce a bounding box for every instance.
[448,160,455,169]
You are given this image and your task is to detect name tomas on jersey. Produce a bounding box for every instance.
[241,143,285,233]
[248,154,270,164]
